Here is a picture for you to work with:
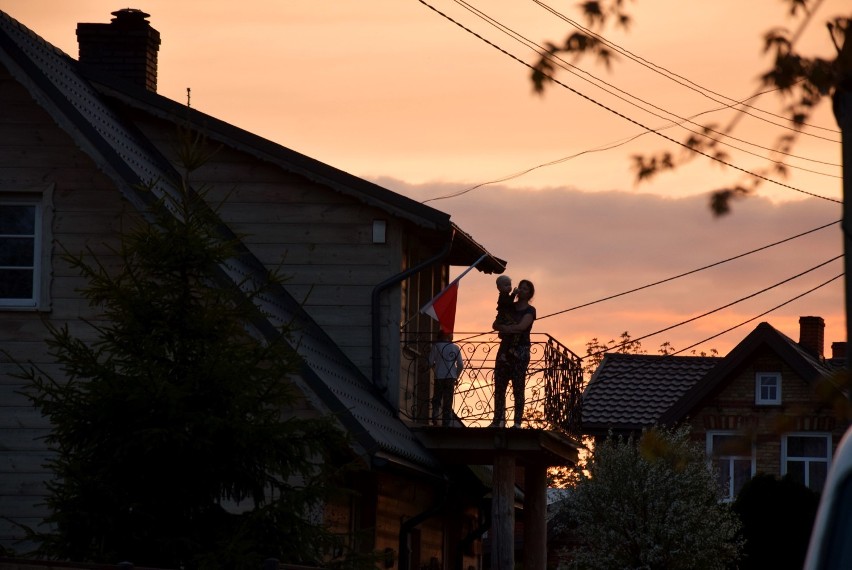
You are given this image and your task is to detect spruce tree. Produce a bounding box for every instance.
[17,149,349,569]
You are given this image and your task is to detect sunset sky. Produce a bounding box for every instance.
[4,0,847,359]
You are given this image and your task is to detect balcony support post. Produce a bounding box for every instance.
[523,461,548,570]
[491,452,515,570]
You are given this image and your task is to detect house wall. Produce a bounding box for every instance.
[127,111,409,383]
[685,345,845,477]
[375,470,480,570]
[0,62,465,557]
[0,65,136,550]
[0,66,388,551]
[323,467,483,570]
[397,242,446,422]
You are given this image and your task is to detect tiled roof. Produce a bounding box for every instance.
[582,353,719,430]
[582,321,842,435]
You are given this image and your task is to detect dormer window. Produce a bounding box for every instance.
[755,372,781,405]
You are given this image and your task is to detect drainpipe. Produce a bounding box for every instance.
[457,516,491,570]
[398,480,449,570]
[371,234,454,392]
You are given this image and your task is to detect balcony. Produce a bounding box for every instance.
[400,332,584,439]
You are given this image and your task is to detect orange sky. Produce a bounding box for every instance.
[3,0,847,358]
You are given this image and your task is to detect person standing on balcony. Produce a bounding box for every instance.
[490,279,536,428]
[429,331,464,426]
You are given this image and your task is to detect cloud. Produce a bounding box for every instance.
[377,177,844,358]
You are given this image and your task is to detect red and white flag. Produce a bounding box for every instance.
[422,281,459,334]
[420,254,490,334]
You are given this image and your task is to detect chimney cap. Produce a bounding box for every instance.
[109,8,152,25]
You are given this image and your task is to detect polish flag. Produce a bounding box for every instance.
[422,281,459,334]
[420,254,491,334]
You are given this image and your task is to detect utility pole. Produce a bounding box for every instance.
[834,27,852,402]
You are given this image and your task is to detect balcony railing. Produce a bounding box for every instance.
[400,332,584,438]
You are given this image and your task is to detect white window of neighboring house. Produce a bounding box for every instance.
[782,433,832,492]
[755,372,782,405]
[0,187,53,310]
[707,431,755,502]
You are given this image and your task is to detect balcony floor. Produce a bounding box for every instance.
[411,425,582,467]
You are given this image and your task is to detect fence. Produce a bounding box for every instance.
[400,332,584,438]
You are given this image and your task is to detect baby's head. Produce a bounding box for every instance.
[496,275,512,294]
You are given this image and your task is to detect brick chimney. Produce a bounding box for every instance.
[832,341,846,360]
[798,316,825,359]
[76,9,161,92]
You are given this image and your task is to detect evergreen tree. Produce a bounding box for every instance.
[16,151,349,569]
[552,426,743,569]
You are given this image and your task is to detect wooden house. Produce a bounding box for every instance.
[582,316,849,501]
[0,8,583,570]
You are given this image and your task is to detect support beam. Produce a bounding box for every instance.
[523,462,548,570]
[491,453,515,570]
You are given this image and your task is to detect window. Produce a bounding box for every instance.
[755,372,781,405]
[0,187,52,309]
[783,433,832,492]
[707,431,755,501]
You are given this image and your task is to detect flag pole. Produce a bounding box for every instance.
[421,253,489,312]
[452,253,489,284]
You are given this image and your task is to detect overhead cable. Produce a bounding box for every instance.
[453,0,841,170]
[417,0,842,205]
[579,257,842,361]
[529,0,840,138]
[535,219,841,321]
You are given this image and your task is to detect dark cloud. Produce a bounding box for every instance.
[376,177,844,358]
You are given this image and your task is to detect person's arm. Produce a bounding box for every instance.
[494,312,534,334]
[455,345,464,372]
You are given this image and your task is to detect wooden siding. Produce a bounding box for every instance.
[129,113,409,381]
[0,61,461,556]
[0,66,133,551]
[371,470,481,570]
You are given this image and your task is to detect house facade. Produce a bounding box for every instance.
[583,316,848,501]
[0,8,582,569]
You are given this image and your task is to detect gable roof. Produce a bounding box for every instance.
[0,9,504,472]
[582,321,837,436]
[582,353,719,434]
[659,321,832,424]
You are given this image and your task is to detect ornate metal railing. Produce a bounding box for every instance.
[399,332,584,438]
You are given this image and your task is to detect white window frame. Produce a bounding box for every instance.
[0,185,53,310]
[707,430,756,502]
[755,371,782,405]
[782,432,832,491]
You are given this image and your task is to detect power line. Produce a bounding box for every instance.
[417,0,842,205]
[422,86,814,205]
[529,0,841,138]
[453,0,842,171]
[671,273,843,356]
[450,221,841,347]
[536,219,841,321]
[577,274,842,406]
[420,0,845,356]
[580,258,842,361]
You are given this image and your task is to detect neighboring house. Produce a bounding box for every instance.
[582,315,848,501]
[0,8,582,570]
